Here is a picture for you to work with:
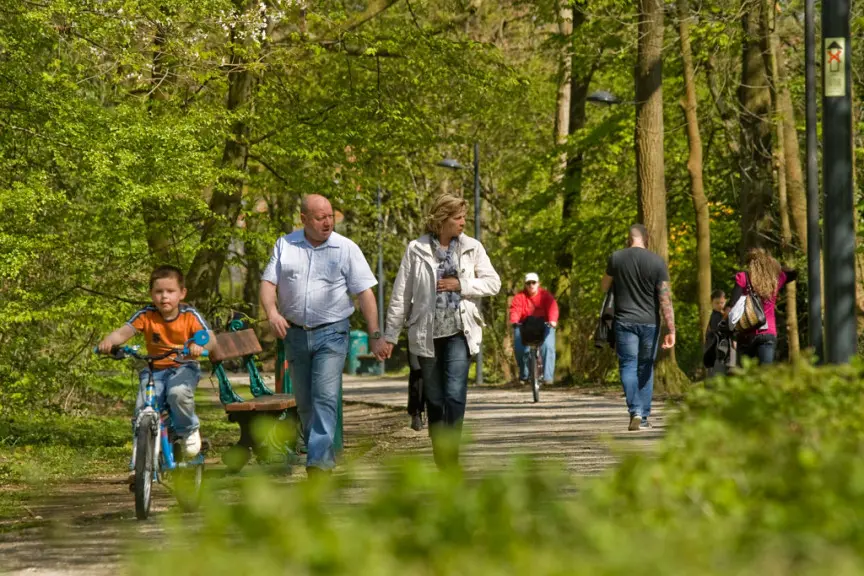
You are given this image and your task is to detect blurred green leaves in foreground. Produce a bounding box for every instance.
[140,362,864,575]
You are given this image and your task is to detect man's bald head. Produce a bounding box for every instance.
[300,194,335,246]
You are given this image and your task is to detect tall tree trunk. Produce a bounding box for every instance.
[761,0,800,360]
[776,16,808,249]
[555,5,593,383]
[143,21,174,263]
[186,0,256,306]
[676,0,712,346]
[738,0,773,256]
[551,0,573,183]
[635,0,687,393]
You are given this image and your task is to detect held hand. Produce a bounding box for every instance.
[269,313,290,339]
[662,332,676,350]
[437,277,461,292]
[97,338,114,355]
[187,343,205,358]
[370,338,390,361]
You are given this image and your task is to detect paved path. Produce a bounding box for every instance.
[340,375,664,475]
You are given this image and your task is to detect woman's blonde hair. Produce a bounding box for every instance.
[746,248,781,299]
[425,193,467,237]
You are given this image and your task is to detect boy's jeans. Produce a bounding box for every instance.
[614,322,659,420]
[285,319,350,471]
[513,325,556,383]
[134,363,201,436]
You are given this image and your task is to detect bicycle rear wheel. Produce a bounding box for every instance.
[134,412,157,520]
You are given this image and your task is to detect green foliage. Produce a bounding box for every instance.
[134,362,864,574]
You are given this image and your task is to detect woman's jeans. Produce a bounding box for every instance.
[739,333,776,365]
[417,334,470,469]
[614,322,660,421]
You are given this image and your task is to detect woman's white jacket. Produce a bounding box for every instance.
[384,233,501,358]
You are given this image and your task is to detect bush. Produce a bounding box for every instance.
[137,362,864,575]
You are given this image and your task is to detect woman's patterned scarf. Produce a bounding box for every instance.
[431,236,461,310]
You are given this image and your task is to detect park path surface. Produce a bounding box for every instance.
[1,375,664,575]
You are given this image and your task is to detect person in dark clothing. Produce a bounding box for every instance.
[704,289,733,376]
[727,248,797,365]
[407,352,425,431]
[601,224,676,432]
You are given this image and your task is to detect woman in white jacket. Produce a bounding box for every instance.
[382,194,501,469]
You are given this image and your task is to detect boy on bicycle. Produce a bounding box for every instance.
[98,265,213,458]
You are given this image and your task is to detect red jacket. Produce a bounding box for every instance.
[509,288,559,324]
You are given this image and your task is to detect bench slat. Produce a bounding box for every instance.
[224,394,297,413]
[210,329,263,362]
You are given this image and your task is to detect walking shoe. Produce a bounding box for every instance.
[639,420,653,430]
[184,430,201,457]
[410,413,423,431]
[628,414,642,431]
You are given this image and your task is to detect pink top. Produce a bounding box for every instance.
[735,271,788,336]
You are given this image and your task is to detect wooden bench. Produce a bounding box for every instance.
[209,324,299,472]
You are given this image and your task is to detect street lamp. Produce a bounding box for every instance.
[586,90,622,106]
[804,0,823,361]
[437,143,483,386]
[376,184,385,374]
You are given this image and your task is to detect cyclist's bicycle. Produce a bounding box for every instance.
[95,330,209,520]
[516,320,550,403]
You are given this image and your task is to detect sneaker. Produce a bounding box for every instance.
[184,430,201,457]
[410,414,423,431]
[628,414,641,431]
[639,420,653,430]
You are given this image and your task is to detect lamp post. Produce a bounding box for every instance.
[377,184,385,374]
[437,143,483,385]
[805,0,823,361]
[821,0,856,363]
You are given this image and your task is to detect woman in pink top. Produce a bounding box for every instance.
[728,248,797,365]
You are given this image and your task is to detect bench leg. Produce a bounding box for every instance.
[222,412,254,473]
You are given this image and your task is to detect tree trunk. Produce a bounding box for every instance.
[676,0,711,346]
[143,21,174,263]
[551,0,573,183]
[186,0,256,306]
[635,0,688,394]
[738,0,774,256]
[761,0,799,360]
[776,15,808,249]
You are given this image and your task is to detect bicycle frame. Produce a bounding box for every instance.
[134,358,205,476]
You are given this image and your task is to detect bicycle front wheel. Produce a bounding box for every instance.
[529,349,540,403]
[134,412,157,520]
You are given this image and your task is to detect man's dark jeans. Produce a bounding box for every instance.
[614,322,660,420]
[417,334,470,469]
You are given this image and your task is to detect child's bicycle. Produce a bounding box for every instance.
[95,330,210,520]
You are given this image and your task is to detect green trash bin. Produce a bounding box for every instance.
[347,330,369,375]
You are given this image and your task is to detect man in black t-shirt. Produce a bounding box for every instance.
[600,224,676,432]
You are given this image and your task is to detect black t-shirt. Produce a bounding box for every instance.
[606,247,670,325]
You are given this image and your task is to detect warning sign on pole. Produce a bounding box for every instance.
[824,37,846,97]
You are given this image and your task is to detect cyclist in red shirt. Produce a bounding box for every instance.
[509,273,558,384]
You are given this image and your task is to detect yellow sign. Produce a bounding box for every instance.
[825,37,846,98]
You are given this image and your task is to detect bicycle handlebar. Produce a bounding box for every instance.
[93,345,208,361]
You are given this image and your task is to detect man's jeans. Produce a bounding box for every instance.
[135,363,200,436]
[417,334,471,469]
[513,325,556,383]
[614,322,659,420]
[285,319,349,471]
